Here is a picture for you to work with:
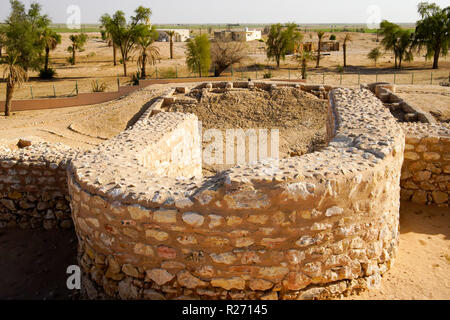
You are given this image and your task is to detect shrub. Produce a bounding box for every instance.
[91,80,107,92]
[67,57,75,65]
[263,72,272,79]
[160,68,177,79]
[329,34,336,40]
[39,68,57,79]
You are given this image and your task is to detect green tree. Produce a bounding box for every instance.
[1,0,48,116]
[342,33,352,67]
[266,23,302,68]
[293,45,315,79]
[3,0,49,75]
[100,18,117,66]
[368,47,382,66]
[186,34,211,77]
[167,30,175,59]
[100,6,152,76]
[40,28,61,73]
[315,31,325,68]
[414,2,449,69]
[135,25,160,78]
[67,33,87,65]
[2,54,26,116]
[379,20,414,69]
[0,25,6,56]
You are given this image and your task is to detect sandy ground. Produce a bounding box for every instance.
[345,202,450,300]
[0,201,447,300]
[0,31,449,100]
[0,84,170,150]
[396,85,450,122]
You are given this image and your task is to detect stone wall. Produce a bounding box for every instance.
[400,123,450,206]
[367,83,449,206]
[66,84,405,300]
[0,143,77,229]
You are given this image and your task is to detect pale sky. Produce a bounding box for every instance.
[0,0,449,24]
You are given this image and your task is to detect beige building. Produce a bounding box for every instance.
[214,28,262,42]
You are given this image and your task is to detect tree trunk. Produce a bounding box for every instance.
[113,43,117,66]
[276,56,280,68]
[432,48,440,69]
[170,37,174,59]
[123,61,127,76]
[5,82,14,117]
[141,53,147,78]
[316,42,321,68]
[394,53,398,69]
[45,47,50,71]
[343,44,347,67]
[72,49,76,65]
[398,56,402,69]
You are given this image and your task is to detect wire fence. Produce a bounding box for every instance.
[1,67,449,101]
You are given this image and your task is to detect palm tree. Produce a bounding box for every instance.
[2,54,27,116]
[294,45,315,79]
[136,26,160,78]
[368,47,382,66]
[67,33,87,65]
[41,28,61,73]
[167,30,176,59]
[342,33,352,67]
[316,31,325,68]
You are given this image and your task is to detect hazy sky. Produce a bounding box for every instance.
[1,0,449,24]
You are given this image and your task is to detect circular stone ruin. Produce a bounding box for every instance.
[67,82,405,300]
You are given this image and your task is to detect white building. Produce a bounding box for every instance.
[244,28,262,42]
[157,29,190,42]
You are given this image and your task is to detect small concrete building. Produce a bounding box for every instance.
[157,29,190,42]
[214,28,262,42]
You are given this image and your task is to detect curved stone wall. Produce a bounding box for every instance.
[67,84,405,300]
[0,143,77,229]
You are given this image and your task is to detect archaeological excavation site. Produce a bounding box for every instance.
[0,81,449,300]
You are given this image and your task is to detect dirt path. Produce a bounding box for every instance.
[0,84,169,150]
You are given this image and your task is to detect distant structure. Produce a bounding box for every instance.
[214,28,262,42]
[297,40,340,52]
[157,29,190,42]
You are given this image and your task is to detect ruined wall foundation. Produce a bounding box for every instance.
[0,81,447,300]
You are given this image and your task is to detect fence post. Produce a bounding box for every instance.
[412,73,414,85]
[30,85,34,99]
[340,73,342,85]
[75,81,78,95]
[394,72,396,84]
[288,69,291,80]
[430,72,433,85]
[323,73,325,84]
[156,67,158,79]
[117,75,120,91]
[231,65,234,78]
[53,84,56,97]
[176,66,178,78]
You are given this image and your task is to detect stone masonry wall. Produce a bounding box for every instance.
[400,123,450,206]
[0,143,77,229]
[67,85,405,300]
[367,83,449,206]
